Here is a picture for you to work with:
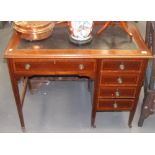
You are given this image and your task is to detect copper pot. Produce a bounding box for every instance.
[12,21,55,41]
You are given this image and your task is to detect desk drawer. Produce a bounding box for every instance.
[100,73,139,86]
[97,99,134,110]
[101,59,142,72]
[99,86,136,98]
[13,59,96,75]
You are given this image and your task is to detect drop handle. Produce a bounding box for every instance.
[25,64,31,70]
[113,102,118,108]
[115,90,120,97]
[79,64,84,70]
[119,63,125,70]
[117,77,123,84]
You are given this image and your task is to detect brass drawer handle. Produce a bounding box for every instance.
[115,90,120,97]
[117,77,123,84]
[25,64,31,70]
[113,102,118,108]
[79,64,84,70]
[119,63,125,70]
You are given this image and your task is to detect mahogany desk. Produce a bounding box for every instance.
[4,23,152,129]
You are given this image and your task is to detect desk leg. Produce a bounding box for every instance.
[7,60,25,129]
[128,110,135,128]
[129,59,148,128]
[128,98,140,128]
[91,80,97,128]
[91,61,100,128]
[91,105,96,128]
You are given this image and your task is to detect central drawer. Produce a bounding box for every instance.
[99,86,137,98]
[13,59,96,75]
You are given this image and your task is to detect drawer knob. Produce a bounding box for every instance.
[119,64,125,70]
[113,102,118,108]
[79,64,84,70]
[25,64,31,70]
[117,77,123,84]
[115,90,120,97]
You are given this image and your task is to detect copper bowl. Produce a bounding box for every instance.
[12,21,55,41]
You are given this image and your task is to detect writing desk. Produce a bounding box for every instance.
[4,23,152,129]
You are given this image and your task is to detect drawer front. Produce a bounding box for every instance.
[100,73,139,86]
[101,59,142,72]
[97,99,134,110]
[99,86,136,98]
[13,59,96,75]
